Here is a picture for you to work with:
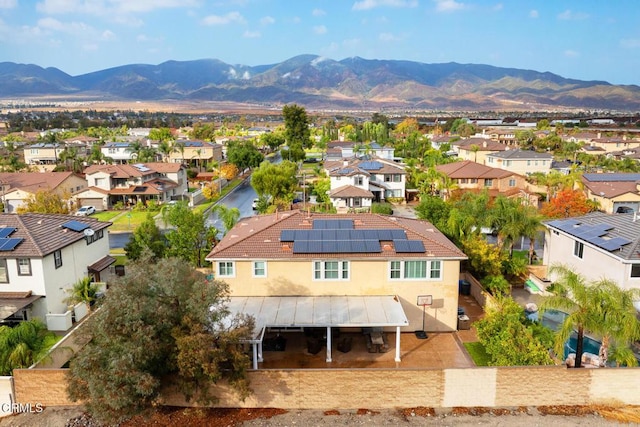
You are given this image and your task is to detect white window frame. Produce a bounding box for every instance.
[389,260,442,280]
[313,260,349,281]
[252,261,267,278]
[573,241,584,259]
[54,250,62,269]
[217,261,235,278]
[17,258,31,276]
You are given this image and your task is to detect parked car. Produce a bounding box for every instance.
[75,206,96,216]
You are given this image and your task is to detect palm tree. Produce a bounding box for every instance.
[541,264,640,368]
[126,141,143,162]
[65,276,101,308]
[174,140,186,165]
[0,319,58,375]
[157,140,174,163]
[212,205,240,235]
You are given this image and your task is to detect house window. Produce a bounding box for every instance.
[503,160,511,167]
[384,175,391,182]
[17,259,31,276]
[54,250,62,269]
[459,178,468,184]
[508,179,516,187]
[0,259,7,283]
[218,261,234,277]
[573,241,584,259]
[631,265,640,278]
[313,260,349,280]
[353,197,361,207]
[487,157,494,163]
[30,149,39,155]
[252,261,266,278]
[484,179,493,187]
[470,178,478,184]
[393,174,402,182]
[370,175,376,181]
[527,160,531,166]
[354,176,363,186]
[389,260,441,280]
[108,148,116,154]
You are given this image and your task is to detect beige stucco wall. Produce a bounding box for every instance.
[219,258,461,332]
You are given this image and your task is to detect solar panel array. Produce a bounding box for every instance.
[281,218,426,254]
[61,220,91,232]
[133,163,151,172]
[358,161,383,170]
[583,173,640,182]
[0,238,22,251]
[548,219,631,252]
[0,228,16,238]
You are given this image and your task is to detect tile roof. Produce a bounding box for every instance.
[436,160,518,179]
[84,162,182,177]
[0,172,79,193]
[0,213,112,258]
[455,138,508,152]
[329,185,374,198]
[487,149,553,160]
[545,212,640,261]
[581,173,640,198]
[325,157,405,176]
[206,211,466,261]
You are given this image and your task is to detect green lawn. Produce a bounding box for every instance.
[108,210,159,232]
[463,342,491,366]
[92,211,122,222]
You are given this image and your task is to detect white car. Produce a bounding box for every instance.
[75,206,96,216]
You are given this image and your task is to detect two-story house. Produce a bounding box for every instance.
[0,213,113,331]
[325,141,395,161]
[485,149,553,175]
[167,140,223,169]
[23,143,65,168]
[452,138,508,164]
[436,161,538,205]
[581,173,640,214]
[0,172,87,213]
[325,158,406,204]
[100,142,137,164]
[543,212,640,311]
[206,211,466,367]
[76,163,187,209]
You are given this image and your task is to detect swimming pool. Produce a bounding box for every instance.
[540,310,602,359]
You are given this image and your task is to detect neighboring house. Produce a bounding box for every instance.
[436,161,538,205]
[582,135,640,154]
[0,172,87,213]
[452,138,508,164]
[609,146,640,162]
[101,142,137,164]
[247,126,272,137]
[23,143,65,166]
[326,141,394,161]
[328,185,374,211]
[325,158,406,202]
[62,136,100,146]
[543,212,640,302]
[581,173,640,214]
[206,211,466,366]
[0,213,113,331]
[487,129,517,146]
[485,149,553,175]
[78,163,187,209]
[167,140,223,169]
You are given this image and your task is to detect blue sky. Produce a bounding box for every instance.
[2,0,640,85]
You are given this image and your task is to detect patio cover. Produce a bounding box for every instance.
[0,294,41,320]
[227,295,409,368]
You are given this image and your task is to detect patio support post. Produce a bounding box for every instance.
[326,326,332,362]
[395,326,401,362]
[252,343,258,370]
[258,341,263,362]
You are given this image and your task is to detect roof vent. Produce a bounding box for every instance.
[354,219,364,226]
[382,244,392,251]
[388,217,397,222]
[282,244,291,251]
[264,239,271,243]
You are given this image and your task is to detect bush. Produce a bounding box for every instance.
[146,200,160,212]
[186,169,198,179]
[371,202,393,215]
[112,201,125,210]
[132,201,146,211]
[385,197,404,204]
[481,275,511,296]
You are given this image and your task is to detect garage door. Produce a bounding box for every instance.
[80,198,104,211]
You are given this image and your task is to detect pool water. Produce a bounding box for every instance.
[541,310,602,359]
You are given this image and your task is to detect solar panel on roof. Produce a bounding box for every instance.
[393,240,425,253]
[0,228,16,238]
[359,161,383,170]
[292,240,381,254]
[61,220,91,232]
[313,219,354,229]
[280,230,295,241]
[0,238,23,251]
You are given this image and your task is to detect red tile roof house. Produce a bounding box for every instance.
[206,211,466,368]
[0,213,113,331]
[0,172,88,213]
[581,173,640,214]
[436,160,539,205]
[77,163,188,209]
[325,158,407,204]
[452,137,509,164]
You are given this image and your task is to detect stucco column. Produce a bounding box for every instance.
[252,343,258,370]
[395,326,401,362]
[326,326,332,362]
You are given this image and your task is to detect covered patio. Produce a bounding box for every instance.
[227,295,409,369]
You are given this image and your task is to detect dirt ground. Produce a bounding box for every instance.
[1,405,639,427]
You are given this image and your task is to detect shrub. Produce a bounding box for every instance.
[371,202,393,215]
[112,201,125,210]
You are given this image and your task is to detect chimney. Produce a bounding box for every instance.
[482,141,487,148]
[343,160,349,167]
[597,132,601,139]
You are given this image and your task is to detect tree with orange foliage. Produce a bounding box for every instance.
[540,188,597,219]
[220,163,239,180]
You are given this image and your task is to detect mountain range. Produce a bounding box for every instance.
[2,54,639,111]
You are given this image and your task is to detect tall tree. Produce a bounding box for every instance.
[250,160,298,202]
[164,203,217,267]
[212,205,240,235]
[227,140,264,171]
[67,253,254,424]
[17,189,70,214]
[282,104,311,149]
[124,213,166,261]
[540,188,595,219]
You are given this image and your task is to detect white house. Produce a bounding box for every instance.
[325,158,406,203]
[543,212,640,307]
[0,213,113,331]
[485,149,553,175]
[101,142,137,164]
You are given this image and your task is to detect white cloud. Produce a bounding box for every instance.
[313,25,327,35]
[620,38,640,48]
[243,30,260,38]
[433,0,465,12]
[493,3,502,11]
[557,10,588,20]
[564,50,580,58]
[36,0,198,15]
[37,17,91,35]
[0,0,16,9]
[101,29,115,40]
[202,12,246,26]
[529,9,538,18]
[260,16,275,25]
[292,16,301,24]
[379,32,402,41]
[312,8,326,17]
[352,0,418,11]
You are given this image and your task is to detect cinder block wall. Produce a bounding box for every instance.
[13,367,640,409]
